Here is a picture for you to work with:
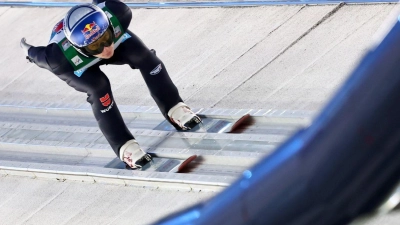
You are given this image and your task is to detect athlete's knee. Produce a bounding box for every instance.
[85,76,113,104]
[88,75,111,93]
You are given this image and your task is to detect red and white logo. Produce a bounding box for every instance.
[53,20,63,33]
[100,93,111,107]
[81,21,101,40]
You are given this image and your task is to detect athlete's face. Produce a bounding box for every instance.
[94,43,115,59]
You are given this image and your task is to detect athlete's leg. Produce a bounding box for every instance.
[111,30,184,129]
[57,66,133,156]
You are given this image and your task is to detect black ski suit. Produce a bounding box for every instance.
[27,0,183,157]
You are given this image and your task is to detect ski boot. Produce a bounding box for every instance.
[120,139,152,169]
[168,102,202,130]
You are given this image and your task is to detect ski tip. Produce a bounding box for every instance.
[177,155,197,173]
[229,113,251,132]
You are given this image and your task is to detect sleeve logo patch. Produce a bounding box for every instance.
[150,64,162,75]
[100,93,111,107]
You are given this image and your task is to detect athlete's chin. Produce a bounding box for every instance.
[98,52,114,59]
[94,47,115,59]
[102,53,114,59]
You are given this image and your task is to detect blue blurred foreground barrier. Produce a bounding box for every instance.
[154,13,400,225]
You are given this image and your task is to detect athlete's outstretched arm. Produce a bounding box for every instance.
[20,38,73,75]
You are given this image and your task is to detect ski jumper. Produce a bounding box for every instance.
[27,0,183,156]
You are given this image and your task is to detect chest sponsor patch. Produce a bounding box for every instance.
[61,39,70,51]
[71,55,83,66]
[114,26,121,38]
[105,11,113,19]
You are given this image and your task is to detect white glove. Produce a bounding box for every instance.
[20,38,33,62]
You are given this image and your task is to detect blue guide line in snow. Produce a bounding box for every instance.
[0,0,398,8]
